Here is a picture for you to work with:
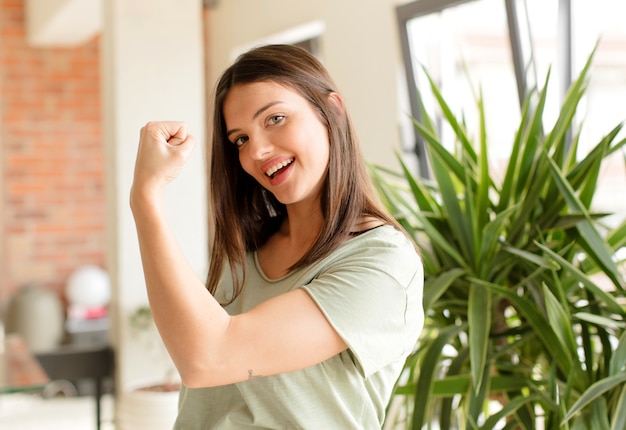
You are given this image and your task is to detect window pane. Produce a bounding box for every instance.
[572,0,626,225]
[405,0,626,223]
[525,0,626,224]
[406,0,520,175]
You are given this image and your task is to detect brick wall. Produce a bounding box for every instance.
[1,0,105,303]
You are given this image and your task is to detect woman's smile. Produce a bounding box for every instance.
[263,156,295,178]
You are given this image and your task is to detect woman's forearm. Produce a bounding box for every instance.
[130,189,231,385]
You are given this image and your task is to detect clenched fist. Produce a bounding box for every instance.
[130,121,197,210]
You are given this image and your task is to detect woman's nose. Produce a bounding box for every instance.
[248,136,273,160]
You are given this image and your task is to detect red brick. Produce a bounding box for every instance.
[1,0,105,301]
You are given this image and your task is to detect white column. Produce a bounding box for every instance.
[101,0,207,389]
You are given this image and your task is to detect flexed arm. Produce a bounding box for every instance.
[130,121,232,383]
[130,122,347,388]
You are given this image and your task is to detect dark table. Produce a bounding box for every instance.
[34,342,115,430]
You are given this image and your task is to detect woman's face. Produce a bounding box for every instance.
[223,81,330,207]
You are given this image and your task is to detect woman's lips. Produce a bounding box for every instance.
[265,158,295,178]
[267,159,294,186]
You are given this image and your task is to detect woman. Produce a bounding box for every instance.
[131,44,424,429]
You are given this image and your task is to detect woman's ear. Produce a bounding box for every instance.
[327,92,345,116]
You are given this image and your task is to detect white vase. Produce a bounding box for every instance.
[117,381,180,430]
[5,284,64,352]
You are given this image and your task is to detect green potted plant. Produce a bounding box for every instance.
[373,49,626,429]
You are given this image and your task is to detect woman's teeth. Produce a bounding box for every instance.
[265,159,294,177]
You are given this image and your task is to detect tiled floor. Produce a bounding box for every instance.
[0,393,115,429]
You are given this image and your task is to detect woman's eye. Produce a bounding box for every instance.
[233,136,249,147]
[268,115,285,125]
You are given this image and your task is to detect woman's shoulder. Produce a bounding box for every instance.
[338,224,420,271]
[349,223,413,246]
[349,216,385,235]
[348,217,415,247]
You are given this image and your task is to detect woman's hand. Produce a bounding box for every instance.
[131,121,197,205]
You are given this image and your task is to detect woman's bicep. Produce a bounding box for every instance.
[184,288,347,388]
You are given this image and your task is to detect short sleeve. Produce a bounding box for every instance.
[302,227,424,378]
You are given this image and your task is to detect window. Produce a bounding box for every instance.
[397,0,626,222]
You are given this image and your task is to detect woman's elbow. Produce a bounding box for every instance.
[178,360,234,388]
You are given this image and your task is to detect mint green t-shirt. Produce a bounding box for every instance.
[174,226,424,429]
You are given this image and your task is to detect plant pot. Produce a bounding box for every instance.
[117,381,180,430]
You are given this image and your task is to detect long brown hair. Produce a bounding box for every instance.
[207,44,404,303]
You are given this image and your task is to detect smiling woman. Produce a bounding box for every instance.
[130,44,424,429]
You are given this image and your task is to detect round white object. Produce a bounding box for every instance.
[66,265,111,307]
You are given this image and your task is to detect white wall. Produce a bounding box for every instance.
[206,0,406,169]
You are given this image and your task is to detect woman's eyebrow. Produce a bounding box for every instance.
[226,101,283,138]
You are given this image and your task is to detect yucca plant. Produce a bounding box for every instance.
[374,49,626,429]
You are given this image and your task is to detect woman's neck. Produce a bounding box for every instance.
[281,205,324,249]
